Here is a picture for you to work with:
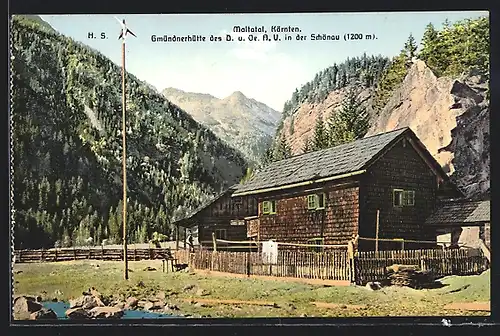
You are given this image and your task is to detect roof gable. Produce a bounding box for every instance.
[174,185,238,227]
[234,127,449,196]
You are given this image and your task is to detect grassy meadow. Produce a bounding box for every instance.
[12,259,490,318]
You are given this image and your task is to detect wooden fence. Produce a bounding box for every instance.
[14,247,173,263]
[176,247,488,285]
[354,248,488,285]
[176,249,352,281]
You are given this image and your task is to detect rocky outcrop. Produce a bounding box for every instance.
[367,61,489,199]
[13,296,57,320]
[278,86,375,154]
[277,60,489,200]
[66,287,123,319]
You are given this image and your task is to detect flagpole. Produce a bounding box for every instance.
[122,38,129,280]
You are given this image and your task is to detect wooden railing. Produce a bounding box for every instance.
[14,247,173,263]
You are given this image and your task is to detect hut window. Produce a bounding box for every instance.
[307,195,317,209]
[317,193,326,209]
[393,189,415,207]
[307,193,326,210]
[393,189,404,207]
[215,229,226,240]
[262,200,276,215]
[405,190,415,206]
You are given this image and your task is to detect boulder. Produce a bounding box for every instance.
[69,294,105,310]
[13,296,43,316]
[156,291,166,300]
[66,308,90,319]
[124,297,139,309]
[182,284,195,291]
[29,308,57,320]
[144,301,163,311]
[164,303,179,311]
[88,306,124,319]
[114,302,125,309]
[196,288,210,296]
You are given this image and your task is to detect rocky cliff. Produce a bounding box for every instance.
[162,88,281,165]
[278,86,376,153]
[367,60,489,199]
[277,60,489,200]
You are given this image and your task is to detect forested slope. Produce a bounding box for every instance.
[11,16,248,249]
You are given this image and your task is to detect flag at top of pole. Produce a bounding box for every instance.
[115,16,137,42]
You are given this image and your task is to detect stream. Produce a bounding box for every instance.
[42,301,179,319]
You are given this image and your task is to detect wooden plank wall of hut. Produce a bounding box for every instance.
[359,140,438,250]
[258,182,360,247]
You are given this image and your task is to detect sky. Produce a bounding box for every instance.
[40,11,488,111]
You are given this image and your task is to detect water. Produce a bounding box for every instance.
[42,301,178,319]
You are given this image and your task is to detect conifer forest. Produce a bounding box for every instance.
[11,16,248,249]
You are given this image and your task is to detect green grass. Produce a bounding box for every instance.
[12,260,490,318]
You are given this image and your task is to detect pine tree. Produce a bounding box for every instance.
[404,33,418,60]
[274,134,292,161]
[312,115,328,150]
[328,88,369,146]
[302,136,312,154]
[418,23,439,68]
[261,146,274,166]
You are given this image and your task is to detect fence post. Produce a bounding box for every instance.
[348,240,355,284]
[40,248,44,262]
[375,209,380,252]
[246,252,250,277]
[73,246,76,260]
[212,232,217,252]
[55,248,58,262]
[211,232,217,270]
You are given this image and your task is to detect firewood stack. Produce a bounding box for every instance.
[385,264,434,289]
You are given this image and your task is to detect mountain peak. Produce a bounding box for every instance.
[162,88,281,164]
[229,91,246,99]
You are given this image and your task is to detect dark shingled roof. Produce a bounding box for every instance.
[425,200,490,226]
[234,127,412,194]
[174,185,239,227]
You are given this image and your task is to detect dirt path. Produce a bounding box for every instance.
[183,298,278,307]
[312,302,366,310]
[193,269,351,287]
[444,302,490,312]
